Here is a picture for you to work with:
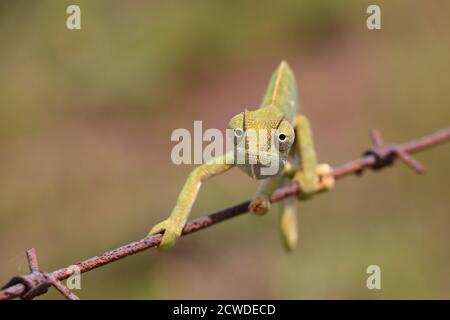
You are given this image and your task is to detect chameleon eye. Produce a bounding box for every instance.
[278,133,286,142]
[234,128,244,138]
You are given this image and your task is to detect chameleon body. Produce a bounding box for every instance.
[149,61,334,251]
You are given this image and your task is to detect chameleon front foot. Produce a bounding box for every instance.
[148,218,184,250]
[249,198,271,215]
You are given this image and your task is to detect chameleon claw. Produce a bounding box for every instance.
[249,198,271,215]
[317,163,335,191]
[148,219,183,250]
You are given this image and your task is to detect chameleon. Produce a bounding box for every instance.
[148,61,335,251]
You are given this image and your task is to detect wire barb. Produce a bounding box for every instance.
[363,128,425,174]
[1,248,79,300]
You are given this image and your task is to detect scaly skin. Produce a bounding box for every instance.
[148,61,334,250]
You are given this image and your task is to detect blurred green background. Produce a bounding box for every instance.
[0,0,449,299]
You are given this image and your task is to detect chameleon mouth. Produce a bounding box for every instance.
[242,161,283,179]
[234,147,279,164]
[234,148,285,178]
[246,151,281,167]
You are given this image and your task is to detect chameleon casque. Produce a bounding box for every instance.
[149,61,335,251]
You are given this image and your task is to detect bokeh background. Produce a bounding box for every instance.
[0,0,449,299]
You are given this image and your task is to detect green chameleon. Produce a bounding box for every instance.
[149,61,335,251]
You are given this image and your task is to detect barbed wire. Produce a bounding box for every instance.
[1,127,449,300]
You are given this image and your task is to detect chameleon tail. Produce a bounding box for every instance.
[279,196,298,252]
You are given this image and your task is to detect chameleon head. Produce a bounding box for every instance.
[227,107,295,179]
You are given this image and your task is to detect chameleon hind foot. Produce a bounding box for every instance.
[317,163,335,192]
[249,198,271,215]
[148,218,184,250]
[293,163,335,199]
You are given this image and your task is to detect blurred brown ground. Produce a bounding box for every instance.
[0,1,449,299]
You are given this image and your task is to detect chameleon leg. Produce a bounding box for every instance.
[148,153,234,249]
[248,161,296,215]
[280,195,298,252]
[292,114,319,200]
[249,168,287,215]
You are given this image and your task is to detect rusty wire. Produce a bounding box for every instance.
[0,127,449,300]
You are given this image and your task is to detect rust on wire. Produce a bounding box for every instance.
[1,248,79,300]
[26,248,40,273]
[362,128,425,174]
[0,127,449,300]
[50,277,80,300]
